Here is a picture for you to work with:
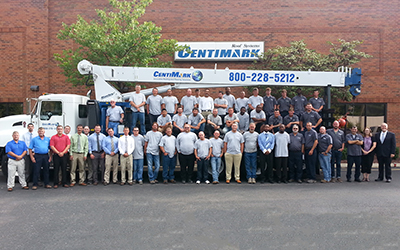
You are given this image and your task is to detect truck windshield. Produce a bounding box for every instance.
[40,101,62,120]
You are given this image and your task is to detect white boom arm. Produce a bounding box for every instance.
[78,60,349,102]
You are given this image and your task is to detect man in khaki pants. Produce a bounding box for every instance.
[103,128,119,185]
[118,127,135,185]
[223,123,244,184]
[70,124,88,186]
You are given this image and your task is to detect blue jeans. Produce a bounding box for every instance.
[162,155,176,180]
[244,152,257,179]
[210,156,221,182]
[305,148,317,180]
[196,157,209,182]
[133,159,144,181]
[147,154,160,181]
[190,123,205,134]
[319,153,331,181]
[108,121,119,136]
[132,112,145,135]
[331,150,342,178]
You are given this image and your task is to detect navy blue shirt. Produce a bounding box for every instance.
[6,140,27,160]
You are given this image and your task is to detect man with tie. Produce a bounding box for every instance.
[88,124,106,185]
[103,128,119,185]
[118,127,135,185]
[375,123,396,182]
[21,123,37,185]
[70,124,89,186]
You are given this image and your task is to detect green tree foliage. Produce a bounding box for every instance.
[54,0,186,90]
[249,39,372,101]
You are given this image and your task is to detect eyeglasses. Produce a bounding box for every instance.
[133,130,139,132]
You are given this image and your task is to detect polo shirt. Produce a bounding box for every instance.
[346,133,363,156]
[268,115,283,126]
[291,95,307,114]
[29,136,50,154]
[318,133,333,153]
[6,140,27,160]
[263,95,277,115]
[277,97,291,112]
[326,128,345,150]
[283,114,299,126]
[304,129,318,149]
[309,97,325,110]
[289,133,304,151]
[300,111,321,126]
[50,134,71,153]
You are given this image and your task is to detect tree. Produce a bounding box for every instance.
[249,39,372,101]
[54,0,186,90]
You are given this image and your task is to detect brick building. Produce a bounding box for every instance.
[0,0,398,138]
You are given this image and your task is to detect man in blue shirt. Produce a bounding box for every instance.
[6,131,29,191]
[29,127,51,190]
[88,124,106,185]
[258,124,275,183]
[102,128,119,185]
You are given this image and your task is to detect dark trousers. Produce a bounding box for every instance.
[91,152,105,183]
[305,148,317,180]
[53,154,68,185]
[275,157,288,181]
[289,151,303,181]
[331,150,342,178]
[361,153,374,174]
[172,127,182,137]
[347,155,361,181]
[205,124,222,138]
[259,150,274,182]
[196,158,209,182]
[377,155,392,180]
[24,155,33,183]
[179,153,195,182]
[33,154,49,186]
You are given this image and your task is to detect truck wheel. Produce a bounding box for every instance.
[1,153,8,177]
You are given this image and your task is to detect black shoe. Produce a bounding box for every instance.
[268,180,274,184]
[347,179,351,182]
[375,178,383,182]
[386,179,392,183]
[355,179,362,182]
[276,181,281,184]
[282,180,288,184]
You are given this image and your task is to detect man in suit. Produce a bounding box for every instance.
[375,123,396,183]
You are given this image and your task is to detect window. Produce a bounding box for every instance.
[0,102,23,118]
[40,101,62,120]
[79,104,87,118]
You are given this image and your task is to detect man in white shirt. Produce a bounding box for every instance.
[274,124,290,183]
[21,123,37,184]
[118,127,135,185]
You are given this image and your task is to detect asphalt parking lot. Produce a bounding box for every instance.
[1,167,400,250]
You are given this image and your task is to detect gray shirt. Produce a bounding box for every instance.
[176,132,198,155]
[326,128,345,150]
[263,95,277,115]
[106,106,124,122]
[243,131,259,153]
[188,113,204,126]
[309,97,325,110]
[291,95,307,114]
[214,98,228,115]
[144,130,163,155]
[129,92,146,113]
[283,114,299,125]
[224,131,244,155]
[172,114,187,129]
[318,133,333,153]
[300,111,321,126]
[224,113,239,123]
[181,96,198,115]
[195,139,212,158]
[207,114,222,126]
[304,129,318,149]
[223,94,236,112]
[268,115,283,126]
[237,112,250,132]
[157,114,172,126]
[248,95,263,109]
[210,137,224,157]
[161,96,178,114]
[277,97,291,112]
[289,133,304,151]
[146,95,163,115]
[235,97,249,112]
[346,133,363,156]
[159,134,176,158]
[274,132,290,157]
[132,134,145,159]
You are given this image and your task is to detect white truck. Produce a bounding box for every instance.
[0,60,360,176]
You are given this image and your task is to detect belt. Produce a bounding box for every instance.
[202,110,212,112]
[109,120,119,123]
[92,151,104,153]
[73,152,84,154]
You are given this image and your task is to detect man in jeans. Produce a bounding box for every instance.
[176,124,198,184]
[210,130,224,184]
[224,123,244,184]
[132,127,145,185]
[159,127,177,184]
[318,126,333,183]
[130,85,146,135]
[144,122,163,184]
[327,121,345,182]
[243,123,259,184]
[194,131,212,184]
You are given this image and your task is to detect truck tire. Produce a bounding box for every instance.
[1,153,8,177]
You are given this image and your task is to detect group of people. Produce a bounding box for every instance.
[5,86,396,191]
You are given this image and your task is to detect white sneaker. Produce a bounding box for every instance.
[196,180,200,184]
[205,180,210,184]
